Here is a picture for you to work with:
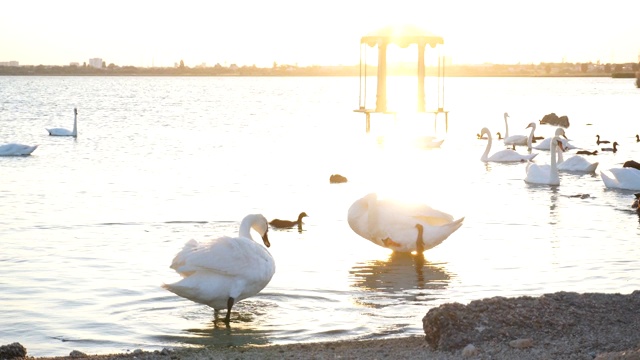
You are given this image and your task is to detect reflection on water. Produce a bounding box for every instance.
[349,252,451,307]
[155,300,274,348]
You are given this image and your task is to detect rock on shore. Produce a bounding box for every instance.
[423,290,640,356]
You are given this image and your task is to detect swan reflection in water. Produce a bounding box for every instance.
[160,300,274,347]
[349,252,451,309]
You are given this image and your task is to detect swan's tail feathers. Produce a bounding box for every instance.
[600,171,616,189]
[423,217,465,251]
[448,217,465,234]
[169,239,199,272]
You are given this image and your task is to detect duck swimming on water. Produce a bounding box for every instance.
[269,212,308,229]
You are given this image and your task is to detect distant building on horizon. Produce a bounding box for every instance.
[89,58,103,69]
[0,61,19,67]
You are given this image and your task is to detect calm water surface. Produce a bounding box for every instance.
[1,75,639,356]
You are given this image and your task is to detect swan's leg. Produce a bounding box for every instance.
[224,297,235,324]
[415,224,425,254]
[414,224,426,276]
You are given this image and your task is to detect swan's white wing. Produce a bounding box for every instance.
[171,236,272,279]
[602,168,640,190]
[558,156,598,172]
[534,138,577,150]
[350,196,462,252]
[504,134,528,146]
[376,198,454,223]
[47,127,75,136]
[0,143,38,155]
[525,164,551,184]
[488,149,536,162]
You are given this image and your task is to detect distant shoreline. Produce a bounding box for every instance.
[0,64,636,78]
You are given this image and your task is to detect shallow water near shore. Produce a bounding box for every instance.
[1,75,639,357]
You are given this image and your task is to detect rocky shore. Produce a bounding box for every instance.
[4,291,639,360]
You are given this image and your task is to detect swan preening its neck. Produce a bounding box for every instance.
[47,108,77,137]
[347,193,464,253]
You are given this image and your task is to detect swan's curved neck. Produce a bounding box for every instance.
[481,132,492,162]
[527,126,535,151]
[238,215,257,240]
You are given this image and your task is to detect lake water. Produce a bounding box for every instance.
[1,75,639,357]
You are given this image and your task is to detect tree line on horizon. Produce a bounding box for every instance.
[0,60,638,77]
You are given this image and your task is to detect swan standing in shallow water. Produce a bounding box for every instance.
[0,143,39,156]
[479,127,537,163]
[46,108,78,137]
[525,135,564,185]
[162,214,275,324]
[347,193,464,253]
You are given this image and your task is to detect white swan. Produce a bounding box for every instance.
[525,135,563,185]
[601,168,640,191]
[480,127,537,163]
[0,143,39,156]
[46,108,77,137]
[556,146,599,173]
[503,115,534,149]
[162,214,275,324]
[533,127,577,150]
[347,193,464,253]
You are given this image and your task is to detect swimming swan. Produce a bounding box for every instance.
[503,116,536,149]
[533,128,577,150]
[480,127,537,163]
[347,193,464,253]
[162,214,275,324]
[269,212,308,228]
[525,135,563,185]
[556,146,599,173]
[46,108,77,137]
[0,143,39,156]
[600,167,640,191]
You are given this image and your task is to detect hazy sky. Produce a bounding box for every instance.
[2,0,639,67]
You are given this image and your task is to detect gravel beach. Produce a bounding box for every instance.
[5,291,639,360]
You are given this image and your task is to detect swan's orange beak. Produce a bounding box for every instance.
[557,140,565,152]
